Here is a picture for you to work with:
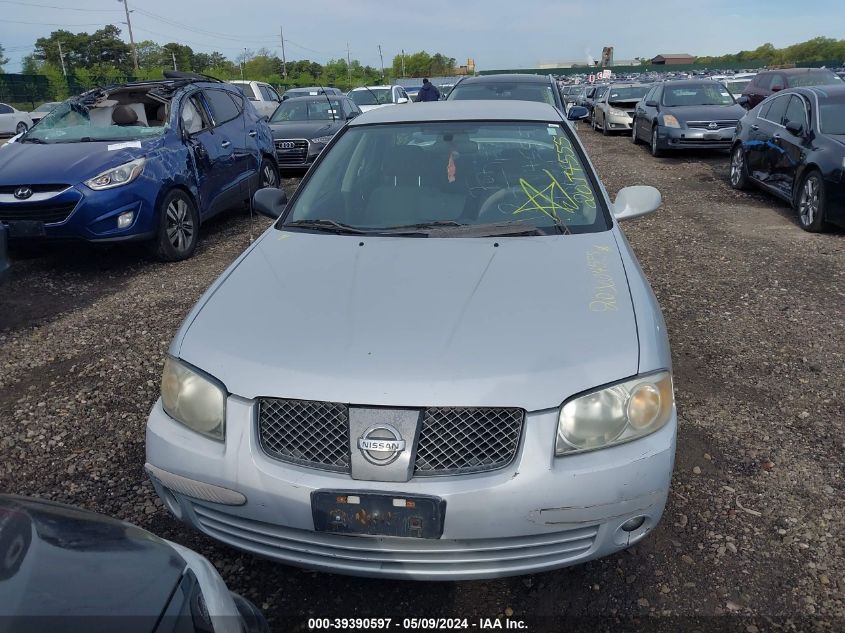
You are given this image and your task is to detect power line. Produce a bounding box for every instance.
[2,19,110,26]
[131,8,277,44]
[0,0,121,11]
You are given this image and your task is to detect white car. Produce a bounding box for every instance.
[0,103,34,136]
[347,85,410,112]
[710,73,756,97]
[227,80,282,118]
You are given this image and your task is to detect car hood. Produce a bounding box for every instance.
[0,137,160,185]
[269,120,343,140]
[667,104,748,122]
[0,495,184,628]
[177,230,640,411]
[358,103,390,112]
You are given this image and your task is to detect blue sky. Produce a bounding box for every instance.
[1,0,843,72]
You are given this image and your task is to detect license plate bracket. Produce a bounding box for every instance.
[312,490,445,539]
[7,220,45,238]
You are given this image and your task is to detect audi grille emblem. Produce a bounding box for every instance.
[358,424,406,465]
[707,122,719,130]
[13,187,33,200]
[278,141,296,150]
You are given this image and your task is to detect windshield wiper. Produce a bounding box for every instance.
[283,219,371,235]
[20,136,46,144]
[421,220,547,238]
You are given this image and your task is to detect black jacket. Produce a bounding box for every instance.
[415,82,441,102]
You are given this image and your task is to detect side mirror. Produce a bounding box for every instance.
[736,95,750,107]
[253,187,288,220]
[397,97,409,104]
[346,110,359,119]
[567,106,590,121]
[785,120,803,136]
[771,85,783,92]
[613,185,662,221]
[645,100,659,108]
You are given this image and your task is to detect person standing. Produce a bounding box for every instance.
[414,78,441,102]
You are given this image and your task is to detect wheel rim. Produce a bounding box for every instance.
[798,176,819,226]
[730,148,744,185]
[16,122,26,134]
[261,163,277,188]
[165,198,194,252]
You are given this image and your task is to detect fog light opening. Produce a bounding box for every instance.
[161,486,183,520]
[621,516,646,532]
[117,210,134,229]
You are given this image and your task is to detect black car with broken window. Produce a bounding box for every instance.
[730,85,845,232]
[268,95,362,171]
[632,80,748,156]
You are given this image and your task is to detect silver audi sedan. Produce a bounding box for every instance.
[145,101,676,580]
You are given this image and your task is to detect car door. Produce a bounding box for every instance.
[258,84,280,118]
[201,88,254,201]
[180,91,230,218]
[771,94,810,196]
[640,86,661,136]
[0,103,15,135]
[635,86,655,138]
[747,94,788,182]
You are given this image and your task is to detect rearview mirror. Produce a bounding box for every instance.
[613,185,662,221]
[253,187,288,220]
[567,106,589,121]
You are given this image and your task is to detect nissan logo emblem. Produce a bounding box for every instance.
[13,187,33,200]
[357,424,406,465]
[707,122,718,130]
[278,141,296,149]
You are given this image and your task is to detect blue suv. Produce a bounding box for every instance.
[0,72,278,260]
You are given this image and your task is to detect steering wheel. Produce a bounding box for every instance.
[477,186,527,221]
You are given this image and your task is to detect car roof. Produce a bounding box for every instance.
[457,74,552,85]
[349,86,393,91]
[787,84,845,98]
[760,68,836,75]
[282,95,347,103]
[348,100,562,125]
[660,79,722,87]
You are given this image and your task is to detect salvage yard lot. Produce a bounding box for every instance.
[1,129,843,630]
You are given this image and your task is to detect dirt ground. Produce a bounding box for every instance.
[1,125,843,633]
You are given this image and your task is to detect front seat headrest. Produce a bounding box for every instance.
[112,105,139,126]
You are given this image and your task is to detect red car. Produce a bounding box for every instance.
[741,68,843,108]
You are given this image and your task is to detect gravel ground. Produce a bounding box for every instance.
[1,127,843,633]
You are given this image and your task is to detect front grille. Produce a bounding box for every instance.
[414,407,523,476]
[686,120,738,130]
[275,139,308,165]
[257,399,524,476]
[0,201,78,224]
[0,184,71,195]
[258,398,350,472]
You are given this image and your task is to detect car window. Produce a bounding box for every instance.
[282,121,607,235]
[767,75,785,91]
[607,86,649,102]
[0,104,13,114]
[340,99,358,118]
[24,99,168,143]
[787,70,843,87]
[762,95,789,125]
[783,95,808,129]
[258,85,275,101]
[181,94,209,134]
[267,86,282,101]
[232,83,259,100]
[348,88,391,106]
[662,84,734,106]
[203,89,241,126]
[270,99,343,122]
[819,94,845,134]
[449,83,557,106]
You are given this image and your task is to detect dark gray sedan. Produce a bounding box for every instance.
[268,95,361,170]
[632,80,748,156]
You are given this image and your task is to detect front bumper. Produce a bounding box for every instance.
[0,180,158,243]
[656,125,735,150]
[146,396,676,580]
[605,113,634,131]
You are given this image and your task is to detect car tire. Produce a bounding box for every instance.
[259,157,279,189]
[651,126,663,157]
[151,189,200,262]
[631,119,641,144]
[602,117,609,136]
[729,144,750,190]
[15,121,27,135]
[795,170,827,233]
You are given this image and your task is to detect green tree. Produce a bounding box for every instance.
[391,51,457,77]
[0,43,9,73]
[34,26,131,73]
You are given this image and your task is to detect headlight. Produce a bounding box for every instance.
[161,356,226,441]
[556,371,673,455]
[85,157,145,190]
[311,135,334,145]
[662,114,681,128]
[608,108,627,117]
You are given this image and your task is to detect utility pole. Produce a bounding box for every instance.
[57,40,67,76]
[378,44,384,81]
[171,51,177,71]
[118,0,139,71]
[241,48,247,81]
[346,42,351,84]
[279,26,287,78]
[401,49,405,77]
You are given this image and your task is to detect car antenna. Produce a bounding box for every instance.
[318,85,337,121]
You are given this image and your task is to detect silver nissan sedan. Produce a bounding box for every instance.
[145,101,676,580]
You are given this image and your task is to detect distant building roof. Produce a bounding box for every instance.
[651,53,696,65]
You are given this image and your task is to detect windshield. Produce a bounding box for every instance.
[280,121,607,236]
[788,71,843,87]
[662,84,735,107]
[348,89,391,106]
[23,100,167,143]
[607,86,649,103]
[449,83,557,106]
[34,103,58,112]
[231,84,259,100]
[271,99,341,122]
[819,98,845,134]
